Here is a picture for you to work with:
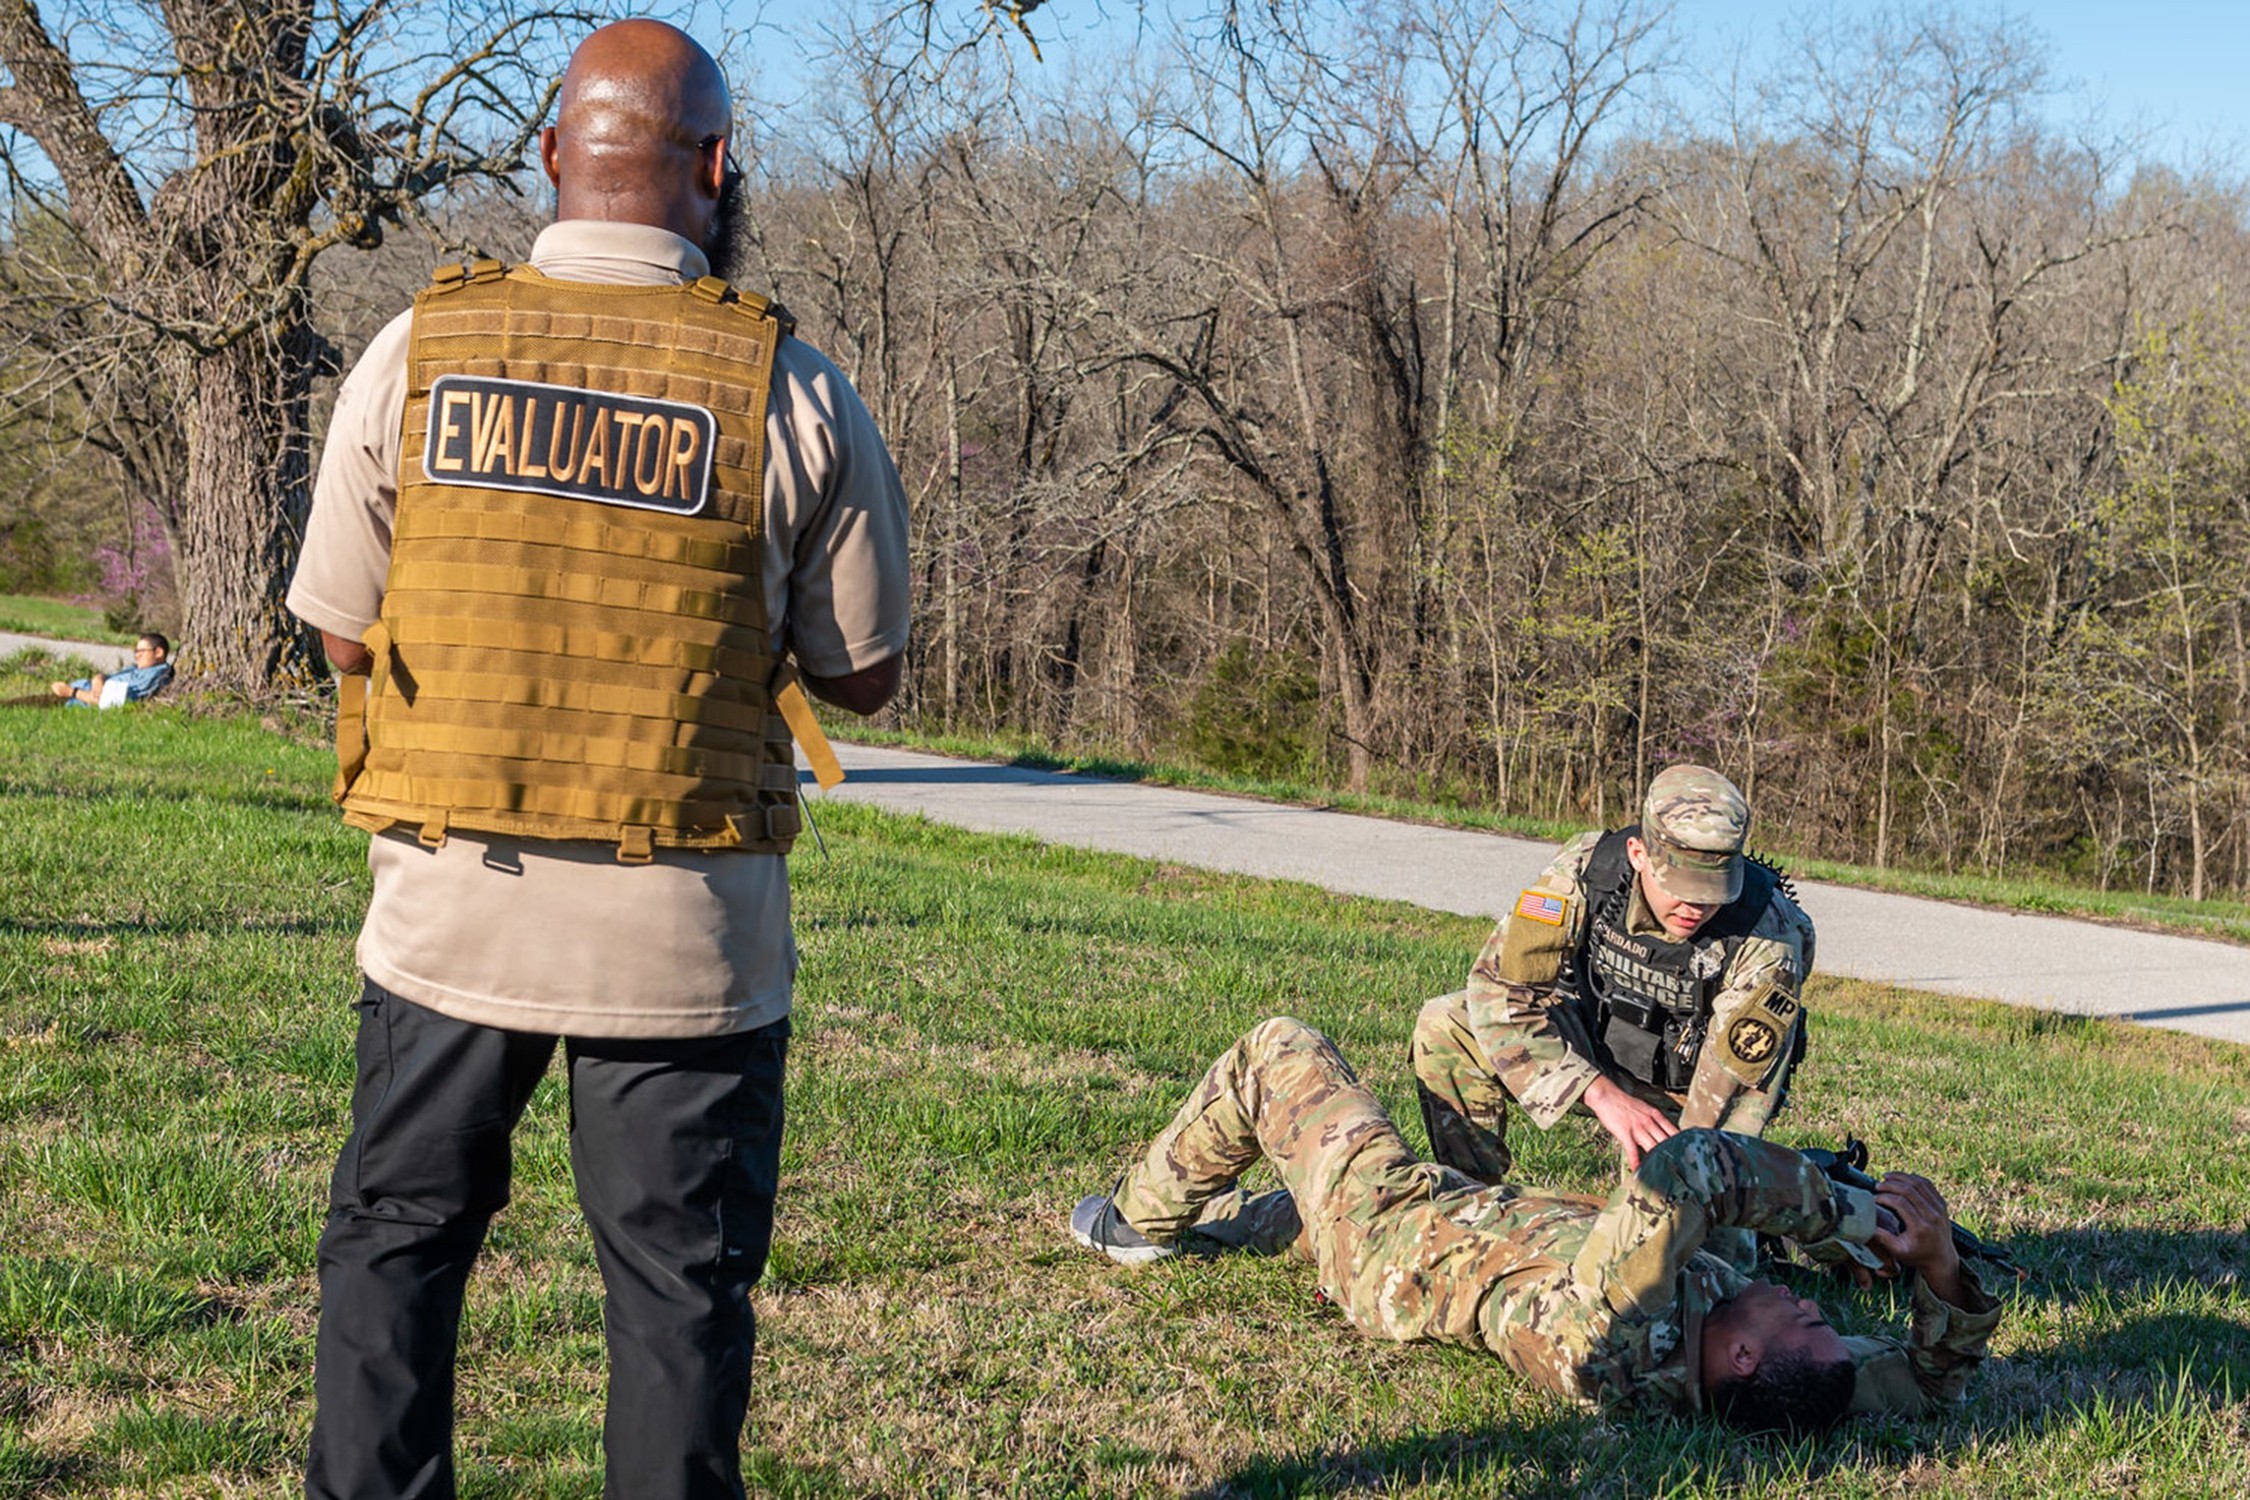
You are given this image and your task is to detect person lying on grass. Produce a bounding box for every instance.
[48,633,171,708]
[1070,1017,2002,1433]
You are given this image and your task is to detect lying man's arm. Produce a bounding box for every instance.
[1845,1172,2005,1415]
[1570,1129,1876,1320]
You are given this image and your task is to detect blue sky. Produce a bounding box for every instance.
[723,1,2250,170]
[1667,1,2250,166]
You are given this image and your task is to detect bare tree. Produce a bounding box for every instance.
[1,0,582,692]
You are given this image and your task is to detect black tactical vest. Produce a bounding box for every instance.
[1561,826,1780,1091]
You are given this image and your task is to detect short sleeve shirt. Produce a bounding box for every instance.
[288,220,912,1037]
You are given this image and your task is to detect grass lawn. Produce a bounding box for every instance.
[1,684,2246,1496]
[0,597,129,647]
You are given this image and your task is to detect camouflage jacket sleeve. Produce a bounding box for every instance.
[1844,1261,2005,1415]
[1681,891,1816,1134]
[1464,832,1606,1128]
[1568,1130,1877,1321]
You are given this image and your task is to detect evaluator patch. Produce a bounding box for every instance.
[423,374,716,516]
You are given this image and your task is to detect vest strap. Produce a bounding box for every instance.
[776,680,845,791]
[333,670,370,804]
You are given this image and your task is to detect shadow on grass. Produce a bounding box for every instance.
[1186,1417,1587,1500]
[2004,1225,2250,1299]
[0,1443,87,1496]
[1188,1415,1888,1500]
[0,914,359,939]
[0,777,334,815]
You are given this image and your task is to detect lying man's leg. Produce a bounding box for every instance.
[1077,1017,1543,1350]
[1084,1016,1459,1270]
[1106,1018,1407,1235]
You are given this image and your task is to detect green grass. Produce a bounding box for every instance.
[0,595,129,647]
[2,672,2247,1495]
[848,724,2250,945]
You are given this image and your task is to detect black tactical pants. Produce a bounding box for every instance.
[305,978,788,1500]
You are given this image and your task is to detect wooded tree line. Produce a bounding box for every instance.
[722,0,2250,898]
[8,0,2250,899]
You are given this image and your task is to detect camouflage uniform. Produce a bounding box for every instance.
[1413,766,1816,1194]
[1109,1018,2003,1414]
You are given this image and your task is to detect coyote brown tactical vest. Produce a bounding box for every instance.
[336,259,823,861]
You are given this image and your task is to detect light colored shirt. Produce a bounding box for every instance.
[69,661,171,708]
[288,220,911,1037]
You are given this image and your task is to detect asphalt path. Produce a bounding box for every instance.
[819,741,2250,1050]
[7,627,2239,1049]
[0,631,131,672]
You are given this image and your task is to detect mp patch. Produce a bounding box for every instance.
[1717,979,1801,1088]
[422,374,716,516]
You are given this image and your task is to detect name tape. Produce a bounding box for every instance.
[422,375,716,516]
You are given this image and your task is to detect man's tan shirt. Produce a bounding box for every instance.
[289,220,910,1037]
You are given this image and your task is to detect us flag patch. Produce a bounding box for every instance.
[1514,890,1567,926]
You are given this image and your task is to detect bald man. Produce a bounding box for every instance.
[290,21,910,1499]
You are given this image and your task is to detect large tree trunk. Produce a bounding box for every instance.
[167,313,325,692]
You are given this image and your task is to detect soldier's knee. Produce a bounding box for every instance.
[1247,1016,1322,1054]
[1411,991,1470,1059]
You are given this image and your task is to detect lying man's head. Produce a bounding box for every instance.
[136,633,169,663]
[1700,1280,1856,1435]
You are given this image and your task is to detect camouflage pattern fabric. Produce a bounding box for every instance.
[1413,827,1813,1185]
[1640,764,1751,904]
[1106,1019,2003,1414]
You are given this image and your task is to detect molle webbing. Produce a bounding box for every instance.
[341,262,806,858]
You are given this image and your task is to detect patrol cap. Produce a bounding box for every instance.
[1640,764,1749,906]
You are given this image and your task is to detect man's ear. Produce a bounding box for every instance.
[699,135,729,200]
[1624,835,1650,876]
[1726,1331,1761,1380]
[539,126,563,188]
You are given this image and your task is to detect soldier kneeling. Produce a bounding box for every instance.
[1413,766,1816,1261]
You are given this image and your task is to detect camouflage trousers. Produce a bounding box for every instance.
[1111,1017,1593,1351]
[1408,988,1674,1184]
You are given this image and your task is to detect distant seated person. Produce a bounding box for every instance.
[52,633,172,708]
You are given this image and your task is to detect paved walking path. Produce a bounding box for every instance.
[820,742,2250,1049]
[0,631,132,672]
[8,624,2238,1049]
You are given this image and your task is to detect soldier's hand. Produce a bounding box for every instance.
[1868,1172,1964,1303]
[1584,1075,1678,1170]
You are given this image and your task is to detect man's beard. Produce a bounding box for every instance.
[706,169,751,284]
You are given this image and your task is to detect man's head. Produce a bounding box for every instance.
[539,21,733,257]
[1625,764,1750,939]
[135,633,169,664]
[1701,1280,1855,1435]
